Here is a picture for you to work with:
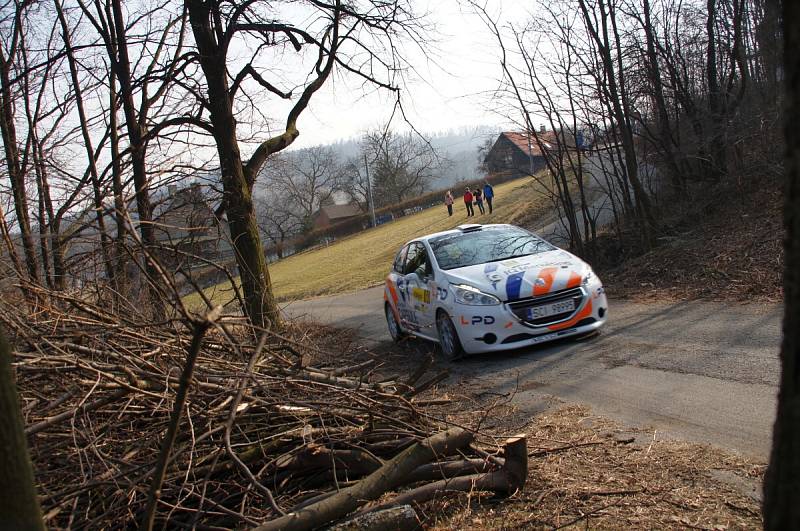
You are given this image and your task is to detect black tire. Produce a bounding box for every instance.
[436,310,464,360]
[385,303,406,342]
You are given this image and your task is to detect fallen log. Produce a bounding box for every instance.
[327,504,420,531]
[400,457,498,485]
[361,434,527,514]
[274,446,384,478]
[253,428,473,531]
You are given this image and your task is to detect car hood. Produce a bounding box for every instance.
[440,249,590,302]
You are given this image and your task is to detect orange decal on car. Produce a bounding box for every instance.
[548,299,593,331]
[566,271,582,289]
[385,277,399,305]
[504,321,514,329]
[460,316,469,325]
[533,267,559,296]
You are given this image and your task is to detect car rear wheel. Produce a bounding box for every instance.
[436,310,464,360]
[385,303,405,342]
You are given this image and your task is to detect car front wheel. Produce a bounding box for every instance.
[436,310,464,360]
[385,303,405,342]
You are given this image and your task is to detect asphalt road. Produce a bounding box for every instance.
[283,286,782,461]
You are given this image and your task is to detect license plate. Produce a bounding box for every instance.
[526,299,576,320]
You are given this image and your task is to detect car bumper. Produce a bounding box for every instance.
[455,280,609,354]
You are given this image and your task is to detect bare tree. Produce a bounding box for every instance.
[340,155,371,210]
[77,0,189,311]
[255,188,305,259]
[55,0,116,285]
[364,129,442,207]
[0,0,39,285]
[183,0,423,327]
[261,146,345,230]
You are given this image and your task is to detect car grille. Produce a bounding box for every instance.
[506,287,586,327]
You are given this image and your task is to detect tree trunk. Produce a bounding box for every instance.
[0,43,40,284]
[108,0,163,317]
[186,0,278,328]
[642,0,683,192]
[579,0,655,246]
[109,70,128,291]
[0,201,24,279]
[50,218,67,290]
[56,0,116,287]
[763,4,800,528]
[706,0,727,182]
[0,327,44,530]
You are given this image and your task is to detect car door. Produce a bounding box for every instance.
[402,242,435,335]
[387,244,413,325]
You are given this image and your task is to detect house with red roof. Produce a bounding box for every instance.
[311,203,363,230]
[484,130,560,177]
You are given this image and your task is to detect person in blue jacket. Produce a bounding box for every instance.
[483,181,494,214]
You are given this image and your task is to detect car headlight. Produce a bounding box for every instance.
[582,269,594,286]
[452,284,500,306]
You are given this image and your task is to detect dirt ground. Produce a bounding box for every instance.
[426,403,763,530]
[308,326,765,530]
[595,178,783,305]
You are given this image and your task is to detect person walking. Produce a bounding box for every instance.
[483,181,494,214]
[474,187,485,215]
[463,188,474,216]
[444,190,454,216]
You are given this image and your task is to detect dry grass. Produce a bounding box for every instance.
[188,176,555,307]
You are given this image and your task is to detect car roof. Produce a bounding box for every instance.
[403,223,516,247]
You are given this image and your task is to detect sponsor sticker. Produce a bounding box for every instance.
[460,315,497,325]
[594,287,605,299]
[412,287,431,304]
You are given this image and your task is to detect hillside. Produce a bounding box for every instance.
[595,177,783,303]
[189,175,553,306]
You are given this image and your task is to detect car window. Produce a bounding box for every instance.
[429,226,554,270]
[393,245,409,273]
[404,242,429,276]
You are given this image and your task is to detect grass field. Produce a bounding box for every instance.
[189,175,553,307]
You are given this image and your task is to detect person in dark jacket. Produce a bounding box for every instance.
[483,181,494,213]
[474,187,485,214]
[463,188,474,216]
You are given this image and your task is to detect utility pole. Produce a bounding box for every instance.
[364,153,377,227]
[527,134,534,176]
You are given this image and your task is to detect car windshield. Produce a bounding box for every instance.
[429,226,555,270]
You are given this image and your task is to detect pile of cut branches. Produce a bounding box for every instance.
[1,288,525,529]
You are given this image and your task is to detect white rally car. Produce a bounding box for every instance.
[384,224,608,358]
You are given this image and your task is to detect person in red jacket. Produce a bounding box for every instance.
[463,188,474,216]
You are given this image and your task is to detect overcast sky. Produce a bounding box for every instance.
[283,1,530,148]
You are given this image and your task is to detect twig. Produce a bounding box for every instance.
[141,306,221,531]
[223,333,285,516]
